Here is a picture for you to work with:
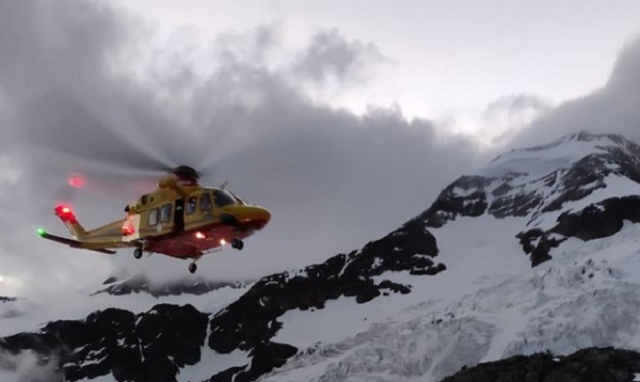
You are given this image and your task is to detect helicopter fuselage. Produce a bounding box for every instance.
[41,178,270,272]
[124,183,270,258]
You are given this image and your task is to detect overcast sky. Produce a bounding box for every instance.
[1,0,640,299]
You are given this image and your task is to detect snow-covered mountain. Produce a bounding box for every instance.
[4,131,640,382]
[422,131,640,265]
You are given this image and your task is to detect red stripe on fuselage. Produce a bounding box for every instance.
[143,219,268,259]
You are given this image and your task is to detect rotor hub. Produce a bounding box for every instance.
[173,165,200,183]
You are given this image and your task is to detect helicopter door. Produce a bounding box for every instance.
[174,198,185,233]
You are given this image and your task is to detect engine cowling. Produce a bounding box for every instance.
[157,176,177,188]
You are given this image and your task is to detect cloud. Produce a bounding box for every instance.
[292,28,385,85]
[0,0,484,296]
[0,350,62,382]
[483,93,553,146]
[0,0,130,106]
[508,35,640,147]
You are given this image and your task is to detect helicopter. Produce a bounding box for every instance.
[36,165,271,274]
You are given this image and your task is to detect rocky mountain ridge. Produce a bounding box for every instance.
[442,347,640,382]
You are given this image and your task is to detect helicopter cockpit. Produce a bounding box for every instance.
[214,189,239,207]
[182,189,247,215]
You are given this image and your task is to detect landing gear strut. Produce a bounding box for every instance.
[231,238,244,250]
[133,247,143,259]
[188,262,198,274]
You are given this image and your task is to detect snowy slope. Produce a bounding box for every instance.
[256,132,640,381]
[260,214,640,381]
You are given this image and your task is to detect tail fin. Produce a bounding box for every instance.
[54,205,86,240]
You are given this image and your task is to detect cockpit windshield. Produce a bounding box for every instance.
[229,191,247,205]
[214,190,237,207]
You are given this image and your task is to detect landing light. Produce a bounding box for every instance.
[220,239,226,246]
[195,232,206,239]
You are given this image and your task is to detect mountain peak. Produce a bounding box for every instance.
[418,131,640,266]
[486,131,638,177]
[556,130,626,144]
[523,130,638,153]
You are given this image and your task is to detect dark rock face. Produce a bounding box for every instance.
[441,347,640,382]
[0,219,443,382]
[553,196,640,240]
[94,275,246,297]
[0,304,208,382]
[540,154,609,213]
[518,196,640,266]
[489,183,543,219]
[0,296,16,303]
[420,176,492,228]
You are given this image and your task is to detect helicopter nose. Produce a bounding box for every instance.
[221,205,271,229]
[247,206,271,225]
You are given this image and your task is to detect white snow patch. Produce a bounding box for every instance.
[177,347,249,382]
[451,186,479,198]
[273,295,402,350]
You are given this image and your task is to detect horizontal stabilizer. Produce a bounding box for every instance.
[38,231,117,255]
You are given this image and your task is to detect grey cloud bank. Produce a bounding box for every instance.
[511,37,640,147]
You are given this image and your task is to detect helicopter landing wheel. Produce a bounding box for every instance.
[134,248,143,259]
[231,239,244,250]
[188,262,198,274]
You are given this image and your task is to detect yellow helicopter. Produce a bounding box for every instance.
[37,165,271,273]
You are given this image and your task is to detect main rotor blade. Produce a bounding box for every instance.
[8,89,243,187]
[10,90,176,175]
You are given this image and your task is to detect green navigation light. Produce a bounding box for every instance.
[36,228,46,237]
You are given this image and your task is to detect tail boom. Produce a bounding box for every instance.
[54,205,86,240]
[38,231,116,254]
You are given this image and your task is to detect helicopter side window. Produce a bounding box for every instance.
[186,196,197,215]
[214,190,236,207]
[148,208,159,226]
[200,192,212,211]
[160,203,172,223]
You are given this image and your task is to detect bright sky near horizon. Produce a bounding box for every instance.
[114,0,640,136]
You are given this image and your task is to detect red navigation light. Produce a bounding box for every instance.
[54,204,77,223]
[67,175,85,189]
[122,223,135,236]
